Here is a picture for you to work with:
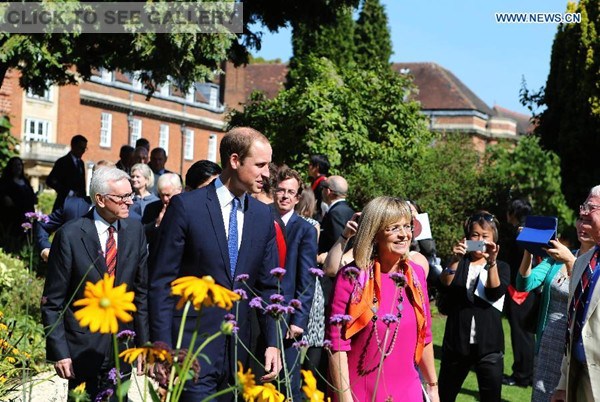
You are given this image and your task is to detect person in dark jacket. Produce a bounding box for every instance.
[46,135,87,211]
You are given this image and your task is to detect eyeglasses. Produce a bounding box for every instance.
[384,224,413,235]
[103,192,135,203]
[275,188,298,197]
[580,202,600,214]
[469,213,495,223]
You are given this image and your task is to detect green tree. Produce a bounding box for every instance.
[0,116,18,171]
[354,0,393,69]
[534,0,600,209]
[229,56,431,172]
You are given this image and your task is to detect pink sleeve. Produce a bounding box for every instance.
[325,269,354,352]
[411,261,433,343]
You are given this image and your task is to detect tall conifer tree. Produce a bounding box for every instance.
[354,0,392,68]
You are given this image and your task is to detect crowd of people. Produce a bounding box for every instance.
[3,127,600,401]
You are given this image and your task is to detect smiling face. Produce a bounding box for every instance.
[374,218,413,259]
[130,169,147,192]
[274,177,300,215]
[230,139,272,196]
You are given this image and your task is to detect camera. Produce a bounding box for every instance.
[465,240,486,252]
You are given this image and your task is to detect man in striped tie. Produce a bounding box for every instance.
[41,166,149,400]
[552,186,600,402]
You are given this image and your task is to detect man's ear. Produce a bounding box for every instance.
[230,153,240,170]
[95,194,106,208]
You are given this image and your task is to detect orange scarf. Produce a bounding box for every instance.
[346,259,427,364]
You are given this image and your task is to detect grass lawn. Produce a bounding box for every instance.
[431,309,532,402]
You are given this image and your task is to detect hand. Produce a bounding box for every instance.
[55,358,75,379]
[426,384,440,402]
[316,252,328,265]
[550,389,566,402]
[452,238,467,258]
[342,213,361,239]
[545,240,575,264]
[286,324,304,339]
[41,248,50,262]
[155,203,168,227]
[484,241,500,262]
[260,347,281,382]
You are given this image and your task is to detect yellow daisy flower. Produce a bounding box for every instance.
[73,274,136,334]
[254,383,285,402]
[171,276,240,310]
[237,362,263,400]
[73,382,86,394]
[0,323,8,331]
[119,342,173,365]
[301,370,325,402]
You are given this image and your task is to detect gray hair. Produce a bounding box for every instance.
[131,163,155,189]
[590,185,600,198]
[157,173,182,191]
[90,167,131,206]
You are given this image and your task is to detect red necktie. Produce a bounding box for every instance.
[106,226,117,276]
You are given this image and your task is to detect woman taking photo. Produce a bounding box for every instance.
[516,217,595,401]
[438,211,510,402]
[130,163,158,217]
[327,196,438,402]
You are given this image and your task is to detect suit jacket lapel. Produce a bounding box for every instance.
[115,219,129,285]
[237,195,254,278]
[206,184,231,278]
[80,212,105,277]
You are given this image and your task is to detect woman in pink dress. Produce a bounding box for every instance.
[326,196,439,402]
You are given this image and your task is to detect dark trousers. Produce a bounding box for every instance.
[506,292,535,382]
[439,346,504,402]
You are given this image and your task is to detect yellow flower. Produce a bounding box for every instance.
[73,274,136,334]
[301,370,325,402]
[254,383,285,402]
[171,276,240,310]
[5,356,16,364]
[237,362,261,400]
[73,382,86,394]
[0,323,7,331]
[0,376,7,384]
[119,343,173,365]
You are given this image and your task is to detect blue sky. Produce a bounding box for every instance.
[251,0,572,115]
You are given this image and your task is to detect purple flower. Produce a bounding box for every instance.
[285,305,296,314]
[269,294,285,304]
[249,297,263,310]
[381,314,399,325]
[292,339,309,349]
[389,272,407,288]
[309,267,324,278]
[107,368,121,385]
[94,388,114,402]
[235,274,249,282]
[265,303,288,318]
[343,266,360,279]
[289,299,302,309]
[224,313,235,321]
[234,288,248,300]
[21,222,32,232]
[329,314,353,326]
[322,339,332,350]
[221,317,239,335]
[24,211,49,223]
[270,267,286,279]
[116,330,136,341]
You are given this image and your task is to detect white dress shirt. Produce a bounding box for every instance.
[215,177,245,249]
[93,209,118,255]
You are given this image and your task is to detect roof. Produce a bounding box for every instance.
[493,105,535,135]
[392,62,495,116]
[243,63,288,100]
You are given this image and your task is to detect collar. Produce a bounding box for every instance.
[215,176,246,210]
[93,209,118,233]
[281,209,295,226]
[329,198,346,209]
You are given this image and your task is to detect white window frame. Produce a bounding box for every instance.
[100,69,114,82]
[23,117,51,142]
[159,82,170,97]
[207,134,217,162]
[100,112,112,148]
[186,87,195,103]
[159,124,170,154]
[209,86,219,108]
[26,86,52,102]
[184,128,194,160]
[130,118,142,146]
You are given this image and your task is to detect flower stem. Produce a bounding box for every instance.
[166,300,191,402]
[113,334,123,402]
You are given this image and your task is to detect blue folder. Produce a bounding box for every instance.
[516,216,558,257]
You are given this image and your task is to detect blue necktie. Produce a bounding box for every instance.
[228,197,240,277]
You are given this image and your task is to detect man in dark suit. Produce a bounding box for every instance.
[41,167,148,399]
[148,127,281,401]
[272,167,317,401]
[47,134,88,211]
[318,175,355,255]
[307,154,330,222]
[142,173,183,247]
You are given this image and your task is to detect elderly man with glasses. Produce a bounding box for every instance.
[41,166,148,400]
[552,187,600,402]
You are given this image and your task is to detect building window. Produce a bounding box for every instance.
[100,69,114,82]
[207,134,217,162]
[184,128,194,160]
[100,112,112,148]
[159,124,169,153]
[209,86,219,108]
[186,86,195,103]
[26,86,52,102]
[159,82,170,97]
[130,118,142,146]
[23,118,51,142]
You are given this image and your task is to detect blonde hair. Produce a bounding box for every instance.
[131,163,155,189]
[353,196,412,270]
